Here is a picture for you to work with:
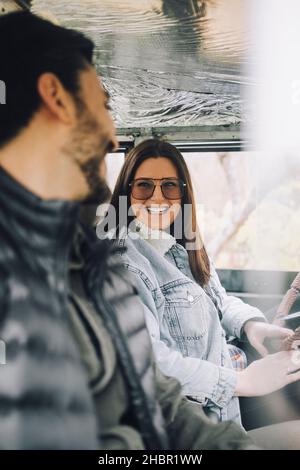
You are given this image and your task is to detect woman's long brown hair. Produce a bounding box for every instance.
[110,139,210,286]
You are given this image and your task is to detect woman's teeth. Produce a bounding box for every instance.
[147,206,169,214]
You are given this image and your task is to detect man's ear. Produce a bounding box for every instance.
[37,72,77,125]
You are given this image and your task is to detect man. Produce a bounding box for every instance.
[0,11,256,450]
[0,10,116,450]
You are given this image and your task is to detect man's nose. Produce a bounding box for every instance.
[111,135,119,152]
[107,114,119,152]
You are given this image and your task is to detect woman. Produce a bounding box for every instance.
[106,139,300,427]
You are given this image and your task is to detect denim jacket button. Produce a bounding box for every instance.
[187,292,194,303]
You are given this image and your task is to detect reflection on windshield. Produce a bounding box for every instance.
[32,0,248,128]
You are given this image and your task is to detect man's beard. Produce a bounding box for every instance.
[79,157,112,204]
[63,97,114,205]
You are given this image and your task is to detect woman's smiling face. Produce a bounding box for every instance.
[130,157,182,231]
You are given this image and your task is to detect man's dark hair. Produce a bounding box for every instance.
[0,11,94,148]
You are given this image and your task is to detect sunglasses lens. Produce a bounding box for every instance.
[162,180,184,199]
[132,180,154,199]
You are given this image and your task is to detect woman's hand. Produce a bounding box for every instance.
[235,350,300,397]
[243,320,293,356]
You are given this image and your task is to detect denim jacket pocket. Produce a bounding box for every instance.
[161,280,208,356]
[162,279,204,307]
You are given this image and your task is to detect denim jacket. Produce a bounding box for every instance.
[116,224,265,425]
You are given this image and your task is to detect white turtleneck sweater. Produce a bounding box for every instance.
[134,219,177,257]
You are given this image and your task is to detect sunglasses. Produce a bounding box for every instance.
[129,178,186,200]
